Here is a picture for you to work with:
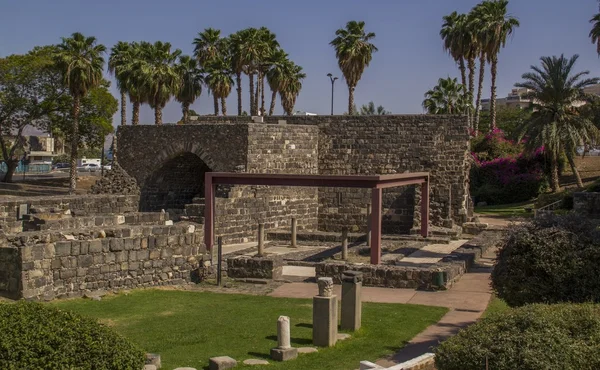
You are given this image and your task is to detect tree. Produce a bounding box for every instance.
[478,106,531,136]
[175,55,203,124]
[330,21,378,116]
[256,27,279,116]
[137,41,181,125]
[0,47,64,183]
[589,1,600,55]
[422,77,469,114]
[279,62,306,116]
[204,56,234,116]
[236,28,262,116]
[266,49,290,116]
[228,30,247,116]
[471,0,520,131]
[359,101,390,115]
[516,54,599,191]
[108,41,133,126]
[121,42,147,126]
[193,28,225,116]
[53,32,106,194]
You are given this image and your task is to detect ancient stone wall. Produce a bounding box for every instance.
[0,223,206,300]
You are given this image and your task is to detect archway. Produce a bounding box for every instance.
[140,152,211,212]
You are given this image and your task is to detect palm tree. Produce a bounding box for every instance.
[469,6,487,132]
[108,41,132,126]
[229,30,247,115]
[330,21,378,116]
[237,28,262,116]
[422,77,469,114]
[175,55,203,123]
[279,63,306,116]
[54,32,106,194]
[472,0,520,131]
[359,102,390,115]
[118,41,147,126]
[516,54,599,191]
[205,56,234,116]
[194,28,225,115]
[256,27,279,115]
[265,49,290,116]
[589,1,600,55]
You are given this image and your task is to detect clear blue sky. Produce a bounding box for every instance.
[1,0,600,125]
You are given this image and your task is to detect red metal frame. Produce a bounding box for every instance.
[204,172,430,264]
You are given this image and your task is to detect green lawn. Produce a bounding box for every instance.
[474,201,535,218]
[52,290,447,370]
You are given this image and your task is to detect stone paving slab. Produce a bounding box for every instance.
[397,239,468,266]
[281,266,316,278]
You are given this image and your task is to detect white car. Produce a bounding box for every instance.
[102,164,112,170]
[77,163,100,172]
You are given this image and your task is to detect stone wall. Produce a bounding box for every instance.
[573,192,600,218]
[0,223,206,300]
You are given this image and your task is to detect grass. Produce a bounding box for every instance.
[481,297,509,318]
[474,201,535,218]
[52,290,447,370]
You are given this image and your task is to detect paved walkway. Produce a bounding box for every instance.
[268,247,496,367]
[397,239,468,266]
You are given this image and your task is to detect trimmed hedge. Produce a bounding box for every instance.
[435,303,600,370]
[0,301,145,369]
[491,214,600,307]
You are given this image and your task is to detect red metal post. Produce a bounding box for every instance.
[420,178,429,238]
[370,188,382,265]
[204,173,214,251]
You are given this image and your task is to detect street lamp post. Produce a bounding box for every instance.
[327,73,338,115]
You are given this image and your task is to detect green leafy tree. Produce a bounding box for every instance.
[279,62,306,116]
[204,56,234,116]
[589,2,600,55]
[478,106,531,136]
[53,32,106,193]
[266,49,290,116]
[256,27,280,116]
[108,41,133,126]
[516,54,599,191]
[193,28,225,116]
[422,77,469,114]
[330,21,378,116]
[359,101,390,115]
[471,0,520,131]
[175,55,203,123]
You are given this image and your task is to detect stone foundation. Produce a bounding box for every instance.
[226,256,283,280]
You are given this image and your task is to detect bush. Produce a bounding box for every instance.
[435,303,600,370]
[0,301,145,369]
[491,214,600,307]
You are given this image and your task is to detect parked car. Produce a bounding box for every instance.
[53,163,69,170]
[77,163,100,172]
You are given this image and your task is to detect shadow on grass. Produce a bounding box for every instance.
[295,323,312,329]
[265,335,313,346]
[247,351,271,360]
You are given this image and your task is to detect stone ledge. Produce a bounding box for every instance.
[227,255,283,280]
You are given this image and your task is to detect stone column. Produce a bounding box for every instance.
[341,228,348,261]
[341,271,363,331]
[257,223,265,257]
[366,204,371,247]
[291,217,297,248]
[313,277,338,347]
[270,315,298,361]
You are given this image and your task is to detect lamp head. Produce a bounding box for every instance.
[327,73,332,77]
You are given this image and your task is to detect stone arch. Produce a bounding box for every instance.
[153,141,221,174]
[139,151,212,212]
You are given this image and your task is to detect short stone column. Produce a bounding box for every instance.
[313,277,338,347]
[341,228,349,261]
[366,204,372,247]
[257,223,265,256]
[341,271,363,331]
[291,217,297,248]
[270,316,298,361]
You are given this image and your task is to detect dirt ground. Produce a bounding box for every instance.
[0,173,100,198]
[560,156,600,187]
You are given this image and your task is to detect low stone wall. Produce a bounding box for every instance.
[22,212,169,232]
[226,256,283,280]
[0,222,206,300]
[574,192,600,218]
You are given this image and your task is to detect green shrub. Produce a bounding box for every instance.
[0,301,145,369]
[491,214,600,307]
[435,303,600,370]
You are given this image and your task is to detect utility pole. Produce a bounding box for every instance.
[327,73,338,115]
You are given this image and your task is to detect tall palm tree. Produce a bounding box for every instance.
[204,56,234,116]
[175,55,203,123]
[256,27,279,115]
[266,49,290,116]
[118,41,147,126]
[54,32,106,194]
[237,28,262,116]
[330,21,378,116]
[469,6,488,132]
[589,1,600,55]
[108,41,132,126]
[137,41,182,125]
[279,63,306,116]
[422,77,469,115]
[516,54,599,191]
[229,31,247,115]
[472,0,520,131]
[193,28,224,115]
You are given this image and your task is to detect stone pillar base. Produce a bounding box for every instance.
[270,347,298,361]
[313,295,338,347]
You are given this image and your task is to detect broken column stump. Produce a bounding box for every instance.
[341,271,363,331]
[270,315,298,361]
[313,277,338,347]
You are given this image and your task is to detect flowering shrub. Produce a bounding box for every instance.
[471,130,547,204]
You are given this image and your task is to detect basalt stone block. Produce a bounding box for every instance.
[208,356,237,370]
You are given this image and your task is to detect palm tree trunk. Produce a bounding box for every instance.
[221,96,227,116]
[213,95,219,116]
[254,71,260,115]
[474,52,486,132]
[132,101,140,125]
[69,95,81,195]
[564,144,584,188]
[120,91,127,126]
[249,73,255,116]
[154,106,163,125]
[551,152,560,192]
[269,90,277,116]
[490,55,498,131]
[236,72,242,116]
[458,58,467,92]
[467,56,476,129]
[348,85,355,115]
[260,75,266,116]
[182,102,190,124]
